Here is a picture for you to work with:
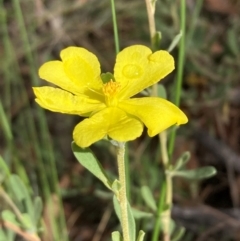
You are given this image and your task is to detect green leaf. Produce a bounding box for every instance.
[131,208,153,219]
[0,155,10,183]
[172,226,185,241]
[168,31,182,52]
[113,195,121,222]
[0,229,7,241]
[33,196,43,226]
[227,29,239,56]
[112,231,123,241]
[141,186,157,212]
[127,201,136,241]
[171,166,217,180]
[111,179,121,197]
[9,175,34,224]
[173,151,191,170]
[21,213,34,230]
[157,84,167,99]
[101,72,115,84]
[136,230,145,241]
[113,196,136,241]
[72,142,113,190]
[1,210,19,226]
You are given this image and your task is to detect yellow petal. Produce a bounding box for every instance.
[119,97,188,137]
[60,47,102,92]
[39,61,82,95]
[73,107,143,148]
[33,87,105,116]
[114,45,174,99]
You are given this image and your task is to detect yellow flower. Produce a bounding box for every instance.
[33,45,188,148]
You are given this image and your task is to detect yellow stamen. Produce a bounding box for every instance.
[102,80,120,106]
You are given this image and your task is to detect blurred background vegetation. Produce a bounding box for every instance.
[0,0,240,240]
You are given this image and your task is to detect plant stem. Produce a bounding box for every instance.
[160,131,172,241]
[116,142,130,241]
[110,0,120,54]
[168,0,186,157]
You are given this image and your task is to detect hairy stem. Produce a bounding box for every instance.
[116,142,130,241]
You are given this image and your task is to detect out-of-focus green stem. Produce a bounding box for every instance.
[111,0,120,54]
[168,0,186,157]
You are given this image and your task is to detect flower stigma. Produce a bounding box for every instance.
[102,79,121,106]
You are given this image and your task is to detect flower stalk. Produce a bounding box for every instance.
[116,142,130,241]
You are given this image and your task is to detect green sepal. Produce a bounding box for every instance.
[136,230,145,241]
[112,231,123,241]
[101,72,115,84]
[171,166,217,180]
[141,186,157,212]
[173,151,191,170]
[72,142,113,190]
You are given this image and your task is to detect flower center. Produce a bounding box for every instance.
[102,80,120,106]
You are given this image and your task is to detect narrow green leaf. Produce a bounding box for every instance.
[168,31,182,52]
[113,197,136,241]
[111,179,121,197]
[136,230,145,241]
[21,213,34,230]
[131,208,153,219]
[72,142,112,190]
[0,229,7,241]
[172,226,185,241]
[141,186,157,211]
[112,231,123,241]
[227,29,239,56]
[33,196,43,226]
[9,175,34,223]
[0,155,10,183]
[1,210,19,226]
[127,201,136,241]
[157,84,167,99]
[173,151,191,170]
[172,166,217,180]
[113,195,121,222]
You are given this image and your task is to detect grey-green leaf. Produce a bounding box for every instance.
[127,201,136,241]
[72,142,112,190]
[112,231,123,241]
[141,186,157,212]
[136,230,145,241]
[113,196,136,241]
[132,208,153,219]
[33,197,43,226]
[172,166,217,180]
[113,195,121,222]
[168,31,182,52]
[9,175,34,223]
[173,151,191,170]
[172,226,185,241]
